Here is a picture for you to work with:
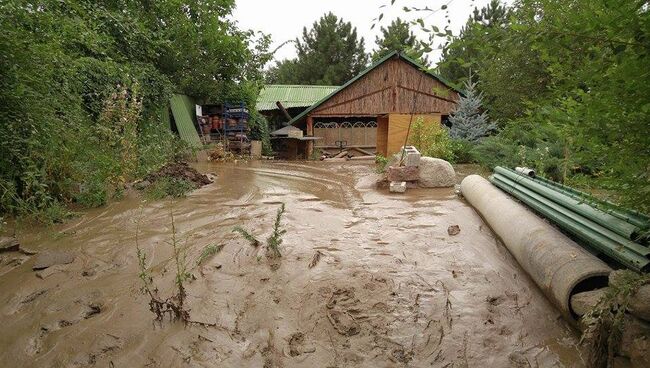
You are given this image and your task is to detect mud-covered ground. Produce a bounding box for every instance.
[0,161,585,367]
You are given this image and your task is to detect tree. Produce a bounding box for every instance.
[448,78,496,141]
[0,0,268,220]
[266,13,368,85]
[437,0,510,85]
[372,18,429,65]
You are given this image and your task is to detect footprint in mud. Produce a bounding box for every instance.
[326,288,359,309]
[287,332,316,357]
[325,288,361,336]
[326,310,360,336]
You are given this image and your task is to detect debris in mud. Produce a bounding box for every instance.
[21,289,48,304]
[447,225,461,236]
[0,236,19,252]
[32,250,75,270]
[36,264,69,279]
[208,142,250,163]
[142,161,212,189]
[391,348,414,364]
[308,250,322,269]
[84,302,102,319]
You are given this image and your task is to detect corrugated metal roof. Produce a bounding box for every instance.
[170,94,202,148]
[288,51,464,125]
[256,85,339,111]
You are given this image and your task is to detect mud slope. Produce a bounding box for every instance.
[0,161,585,367]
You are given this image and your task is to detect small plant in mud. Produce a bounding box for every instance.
[196,244,224,266]
[135,206,190,323]
[375,154,389,173]
[232,226,261,247]
[233,203,286,259]
[580,270,650,368]
[267,203,286,258]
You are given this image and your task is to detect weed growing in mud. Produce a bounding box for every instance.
[144,177,195,200]
[580,271,650,368]
[135,206,190,323]
[232,226,261,247]
[196,244,223,266]
[267,203,286,258]
[233,203,286,259]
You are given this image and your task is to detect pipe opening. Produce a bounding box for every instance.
[568,275,609,319]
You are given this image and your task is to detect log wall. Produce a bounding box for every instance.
[310,58,459,117]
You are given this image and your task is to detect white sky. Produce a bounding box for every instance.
[232,0,499,67]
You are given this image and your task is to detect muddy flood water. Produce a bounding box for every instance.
[0,161,586,367]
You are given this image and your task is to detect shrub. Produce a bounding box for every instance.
[407,118,455,162]
[451,139,476,164]
[375,154,389,173]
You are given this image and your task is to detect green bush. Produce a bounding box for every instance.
[451,139,476,164]
[407,118,455,162]
[375,154,389,173]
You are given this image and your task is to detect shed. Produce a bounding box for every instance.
[289,51,462,158]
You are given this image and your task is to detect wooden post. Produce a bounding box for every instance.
[306,116,314,159]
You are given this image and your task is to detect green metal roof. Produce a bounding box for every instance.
[289,50,463,125]
[170,94,202,148]
[256,85,339,111]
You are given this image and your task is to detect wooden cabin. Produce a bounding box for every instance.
[288,51,462,158]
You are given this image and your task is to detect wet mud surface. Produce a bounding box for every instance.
[0,161,585,367]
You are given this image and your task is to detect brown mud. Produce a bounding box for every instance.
[0,161,585,367]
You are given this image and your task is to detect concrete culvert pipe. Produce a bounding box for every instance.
[460,175,612,321]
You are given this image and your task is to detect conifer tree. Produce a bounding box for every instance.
[448,78,496,141]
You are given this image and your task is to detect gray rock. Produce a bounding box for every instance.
[418,157,456,188]
[33,251,75,270]
[0,236,19,253]
[570,288,608,316]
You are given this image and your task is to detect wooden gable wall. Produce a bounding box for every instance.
[310,58,459,117]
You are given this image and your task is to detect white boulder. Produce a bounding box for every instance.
[418,157,456,188]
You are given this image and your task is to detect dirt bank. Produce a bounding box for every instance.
[0,161,585,367]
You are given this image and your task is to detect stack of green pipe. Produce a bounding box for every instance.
[532,174,650,231]
[489,166,650,272]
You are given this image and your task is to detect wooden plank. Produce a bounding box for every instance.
[376,115,389,157]
[386,113,441,156]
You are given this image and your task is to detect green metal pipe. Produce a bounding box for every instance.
[495,167,642,241]
[490,174,649,272]
[512,169,650,230]
[493,173,649,257]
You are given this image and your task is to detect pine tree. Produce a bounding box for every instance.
[266,13,368,85]
[372,18,429,66]
[448,77,496,141]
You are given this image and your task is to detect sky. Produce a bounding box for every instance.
[232,0,498,67]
